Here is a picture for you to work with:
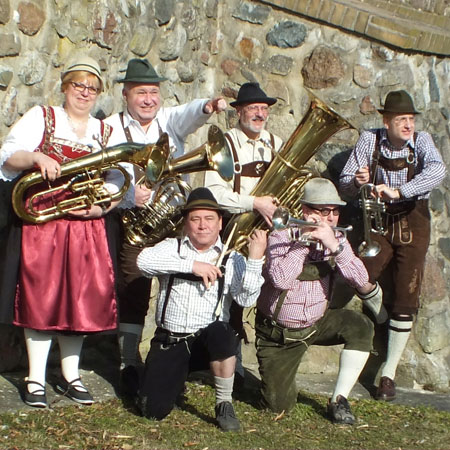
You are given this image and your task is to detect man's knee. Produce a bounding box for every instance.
[137,395,173,421]
[343,311,374,352]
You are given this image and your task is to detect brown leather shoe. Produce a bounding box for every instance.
[375,376,396,401]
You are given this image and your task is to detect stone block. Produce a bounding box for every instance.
[0,33,21,57]
[232,1,271,24]
[18,1,45,36]
[266,20,307,48]
[0,0,10,25]
[129,26,154,57]
[416,305,450,354]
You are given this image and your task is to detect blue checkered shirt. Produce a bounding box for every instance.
[339,129,446,201]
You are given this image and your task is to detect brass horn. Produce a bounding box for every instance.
[357,183,386,257]
[223,95,354,255]
[12,133,170,224]
[121,125,234,247]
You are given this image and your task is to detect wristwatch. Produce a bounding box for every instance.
[331,243,344,256]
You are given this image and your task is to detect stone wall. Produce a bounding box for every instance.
[0,0,449,392]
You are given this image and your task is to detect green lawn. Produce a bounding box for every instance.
[1,382,448,450]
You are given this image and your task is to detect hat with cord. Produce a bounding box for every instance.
[116,58,167,83]
[182,187,224,215]
[378,90,420,115]
[299,178,346,206]
[62,55,103,86]
[230,82,277,107]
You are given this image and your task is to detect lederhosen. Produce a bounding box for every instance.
[362,130,430,315]
[224,131,275,338]
[116,112,166,325]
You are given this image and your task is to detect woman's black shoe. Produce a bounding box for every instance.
[56,377,94,405]
[24,380,47,408]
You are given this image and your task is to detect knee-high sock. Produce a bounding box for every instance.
[118,323,143,369]
[58,335,84,389]
[214,375,234,405]
[24,328,52,391]
[332,349,370,402]
[381,318,412,380]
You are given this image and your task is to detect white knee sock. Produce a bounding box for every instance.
[381,318,412,380]
[58,335,85,389]
[332,349,370,402]
[357,282,388,324]
[24,328,52,391]
[118,323,143,369]
[214,375,234,405]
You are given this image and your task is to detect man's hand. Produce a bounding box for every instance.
[192,261,223,289]
[376,184,401,201]
[203,97,227,114]
[253,195,278,226]
[354,166,370,187]
[247,229,268,260]
[304,213,340,253]
[135,184,152,207]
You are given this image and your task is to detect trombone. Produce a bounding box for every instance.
[272,206,353,249]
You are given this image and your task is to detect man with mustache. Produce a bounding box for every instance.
[204,82,283,388]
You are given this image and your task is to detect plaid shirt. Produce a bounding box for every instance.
[257,229,369,329]
[339,129,446,201]
[137,236,264,333]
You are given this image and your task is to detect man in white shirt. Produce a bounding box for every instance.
[204,82,283,386]
[104,59,226,396]
[136,187,267,431]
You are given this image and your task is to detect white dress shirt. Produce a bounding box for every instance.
[136,236,265,333]
[204,125,283,214]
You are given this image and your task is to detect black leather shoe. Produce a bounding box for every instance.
[375,376,396,401]
[24,380,47,408]
[56,377,94,405]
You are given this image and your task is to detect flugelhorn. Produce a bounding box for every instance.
[12,133,170,224]
[357,183,386,257]
[272,206,352,249]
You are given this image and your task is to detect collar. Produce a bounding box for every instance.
[235,124,272,148]
[180,235,223,255]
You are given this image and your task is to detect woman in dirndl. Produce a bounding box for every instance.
[0,55,120,407]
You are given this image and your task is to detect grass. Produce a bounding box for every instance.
[0,382,449,450]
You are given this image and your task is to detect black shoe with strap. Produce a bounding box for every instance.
[375,376,396,401]
[120,365,140,397]
[24,380,47,408]
[56,377,94,405]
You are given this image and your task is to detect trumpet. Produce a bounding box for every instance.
[272,206,353,249]
[358,183,386,257]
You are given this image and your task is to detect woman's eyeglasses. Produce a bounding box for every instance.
[71,82,99,95]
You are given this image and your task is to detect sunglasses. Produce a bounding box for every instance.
[309,206,341,217]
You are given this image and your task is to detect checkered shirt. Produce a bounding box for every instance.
[339,129,446,201]
[137,236,265,333]
[257,229,369,329]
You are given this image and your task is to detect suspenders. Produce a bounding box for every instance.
[160,239,231,327]
[225,132,275,194]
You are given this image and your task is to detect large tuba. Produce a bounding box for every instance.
[122,125,233,247]
[12,133,170,224]
[223,95,354,254]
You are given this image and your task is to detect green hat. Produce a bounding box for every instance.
[378,90,420,115]
[116,58,167,83]
[182,187,223,215]
[299,178,346,207]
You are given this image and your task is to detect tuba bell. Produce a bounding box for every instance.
[12,133,170,224]
[122,125,234,247]
[223,95,354,255]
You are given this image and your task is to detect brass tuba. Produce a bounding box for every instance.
[12,133,170,224]
[223,96,354,254]
[122,125,233,247]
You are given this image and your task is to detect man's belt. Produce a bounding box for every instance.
[156,327,202,345]
[255,311,317,345]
